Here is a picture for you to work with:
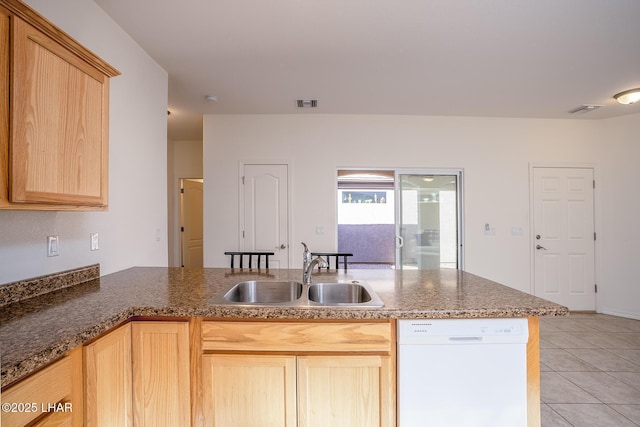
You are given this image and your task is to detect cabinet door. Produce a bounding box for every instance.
[10,16,109,206]
[31,410,73,426]
[297,355,394,427]
[84,323,133,426]
[202,354,297,427]
[2,348,82,427]
[131,322,191,427]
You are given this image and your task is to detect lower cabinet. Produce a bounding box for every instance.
[4,318,394,427]
[200,320,396,427]
[83,320,190,426]
[297,355,393,427]
[202,354,297,426]
[1,347,83,427]
[84,323,133,426]
[131,321,191,426]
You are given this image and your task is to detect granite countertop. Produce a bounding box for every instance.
[0,266,568,387]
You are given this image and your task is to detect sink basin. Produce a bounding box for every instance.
[307,281,384,307]
[223,281,303,304]
[308,282,371,304]
[216,280,383,307]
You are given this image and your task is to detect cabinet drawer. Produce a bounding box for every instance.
[202,320,393,353]
[1,355,72,426]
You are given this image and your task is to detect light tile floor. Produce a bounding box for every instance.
[540,313,640,426]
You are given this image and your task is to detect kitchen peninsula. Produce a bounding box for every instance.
[1,266,567,426]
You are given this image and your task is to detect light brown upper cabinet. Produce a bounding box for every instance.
[0,0,119,210]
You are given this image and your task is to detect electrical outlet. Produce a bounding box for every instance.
[47,235,59,257]
[90,233,99,251]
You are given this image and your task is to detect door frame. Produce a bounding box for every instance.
[238,161,293,268]
[179,178,204,268]
[394,168,465,270]
[529,163,600,310]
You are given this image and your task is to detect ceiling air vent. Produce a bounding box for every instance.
[569,104,602,114]
[297,99,318,108]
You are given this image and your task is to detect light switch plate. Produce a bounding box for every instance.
[90,233,99,251]
[484,223,496,236]
[47,235,59,257]
[511,226,523,236]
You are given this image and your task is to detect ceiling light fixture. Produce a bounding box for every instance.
[613,88,640,105]
[205,95,218,102]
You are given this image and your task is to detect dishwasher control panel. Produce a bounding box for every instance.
[398,318,529,344]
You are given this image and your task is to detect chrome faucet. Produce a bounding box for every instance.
[301,242,327,284]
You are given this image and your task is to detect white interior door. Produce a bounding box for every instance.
[533,167,595,310]
[242,164,289,268]
[180,178,203,268]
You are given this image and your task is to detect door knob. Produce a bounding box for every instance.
[536,245,547,250]
[277,244,287,249]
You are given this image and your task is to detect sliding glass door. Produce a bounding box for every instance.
[395,170,463,270]
[336,168,463,270]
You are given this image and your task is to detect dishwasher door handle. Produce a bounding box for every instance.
[448,336,483,342]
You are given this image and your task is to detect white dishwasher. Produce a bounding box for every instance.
[397,318,529,427]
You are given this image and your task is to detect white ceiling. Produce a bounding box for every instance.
[95,0,640,140]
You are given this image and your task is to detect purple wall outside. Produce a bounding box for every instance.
[338,224,395,264]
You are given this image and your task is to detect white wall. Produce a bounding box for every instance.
[0,0,169,284]
[167,139,204,267]
[203,113,640,319]
[594,113,640,319]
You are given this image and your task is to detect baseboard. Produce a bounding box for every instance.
[599,308,640,321]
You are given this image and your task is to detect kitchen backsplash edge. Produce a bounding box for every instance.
[0,264,100,307]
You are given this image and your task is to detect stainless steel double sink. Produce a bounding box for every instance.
[215,280,384,308]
